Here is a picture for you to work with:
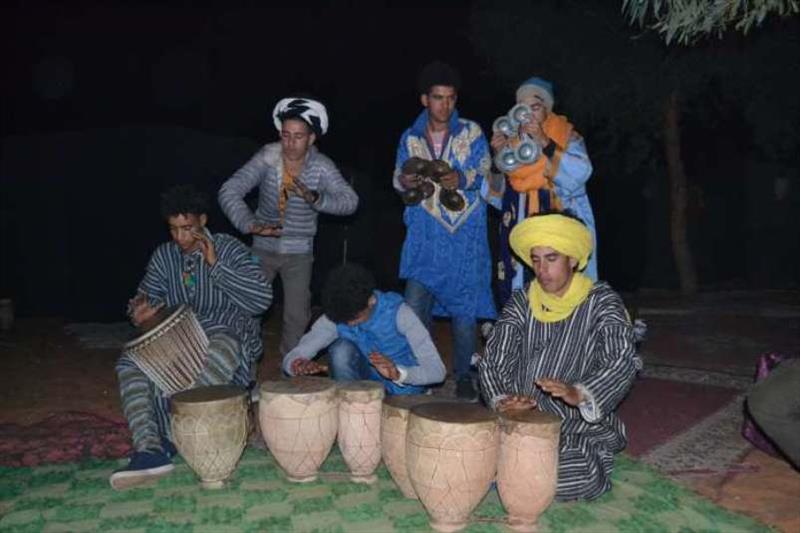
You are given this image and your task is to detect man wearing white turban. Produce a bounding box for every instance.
[479,212,640,501]
[219,96,359,361]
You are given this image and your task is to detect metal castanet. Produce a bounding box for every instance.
[496,410,561,532]
[170,385,249,489]
[258,377,338,483]
[406,402,499,532]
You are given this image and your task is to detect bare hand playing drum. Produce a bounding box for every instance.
[536,378,583,407]
[128,294,165,328]
[249,223,283,238]
[369,352,400,381]
[496,394,537,412]
[191,229,217,266]
[290,358,329,376]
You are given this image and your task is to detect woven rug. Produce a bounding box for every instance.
[0,448,766,532]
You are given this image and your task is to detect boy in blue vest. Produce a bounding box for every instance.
[283,263,446,395]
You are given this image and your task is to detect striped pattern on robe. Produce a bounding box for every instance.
[479,282,641,501]
[136,232,272,383]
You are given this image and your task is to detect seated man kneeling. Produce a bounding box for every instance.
[479,212,641,501]
[283,263,446,395]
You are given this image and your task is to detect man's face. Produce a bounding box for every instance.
[168,213,207,254]
[280,119,316,162]
[421,85,457,126]
[530,246,577,297]
[518,94,548,124]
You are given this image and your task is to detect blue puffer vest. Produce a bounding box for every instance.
[336,291,425,395]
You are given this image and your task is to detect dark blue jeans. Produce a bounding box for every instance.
[328,338,372,381]
[403,279,475,382]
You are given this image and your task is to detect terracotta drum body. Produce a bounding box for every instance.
[336,381,385,484]
[381,394,440,498]
[406,402,499,532]
[170,385,249,489]
[497,410,561,532]
[259,377,338,482]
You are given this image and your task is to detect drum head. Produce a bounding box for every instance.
[260,376,336,395]
[124,304,187,347]
[172,385,246,405]
[410,402,496,424]
[384,394,442,411]
[499,409,560,426]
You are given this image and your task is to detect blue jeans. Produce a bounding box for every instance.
[328,339,372,381]
[404,279,475,382]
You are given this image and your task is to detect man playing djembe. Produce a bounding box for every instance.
[110,185,271,490]
[479,212,640,501]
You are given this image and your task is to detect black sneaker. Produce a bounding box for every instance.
[109,451,174,490]
[456,379,478,402]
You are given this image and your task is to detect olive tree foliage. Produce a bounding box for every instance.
[622,0,799,44]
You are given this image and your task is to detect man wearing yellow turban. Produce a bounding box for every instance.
[479,213,641,501]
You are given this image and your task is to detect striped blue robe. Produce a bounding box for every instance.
[479,282,641,501]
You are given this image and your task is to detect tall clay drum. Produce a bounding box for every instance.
[170,385,249,489]
[337,381,385,484]
[259,377,338,483]
[381,394,441,499]
[497,410,561,532]
[406,402,500,532]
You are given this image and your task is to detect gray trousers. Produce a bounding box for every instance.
[747,357,800,468]
[252,249,313,357]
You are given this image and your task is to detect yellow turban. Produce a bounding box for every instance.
[509,213,593,271]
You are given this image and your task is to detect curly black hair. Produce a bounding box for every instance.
[160,184,209,219]
[322,263,377,324]
[417,60,461,95]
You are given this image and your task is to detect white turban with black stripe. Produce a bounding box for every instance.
[272,97,329,136]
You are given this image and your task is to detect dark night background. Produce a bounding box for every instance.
[1,1,798,321]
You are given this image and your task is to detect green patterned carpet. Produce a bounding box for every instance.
[0,448,767,533]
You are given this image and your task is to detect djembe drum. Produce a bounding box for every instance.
[406,402,499,532]
[337,381,385,484]
[496,410,561,532]
[170,385,249,489]
[381,394,441,499]
[122,304,208,395]
[258,377,338,483]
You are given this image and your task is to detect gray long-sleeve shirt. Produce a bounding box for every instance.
[219,142,359,255]
[283,303,446,387]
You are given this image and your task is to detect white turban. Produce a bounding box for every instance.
[272,97,329,136]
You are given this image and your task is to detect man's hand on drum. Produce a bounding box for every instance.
[398,173,421,190]
[369,352,400,381]
[128,294,164,328]
[439,171,460,191]
[496,394,537,412]
[250,223,283,238]
[536,378,583,407]
[290,358,328,376]
[191,229,217,266]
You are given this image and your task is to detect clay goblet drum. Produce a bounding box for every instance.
[336,381,385,484]
[406,402,500,532]
[259,377,338,483]
[170,385,249,489]
[381,395,441,499]
[496,410,561,532]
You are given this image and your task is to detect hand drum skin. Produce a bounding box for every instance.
[170,385,249,489]
[406,402,499,532]
[259,377,339,483]
[337,381,385,484]
[497,410,561,532]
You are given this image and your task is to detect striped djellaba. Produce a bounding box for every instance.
[479,282,641,501]
[117,232,272,453]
